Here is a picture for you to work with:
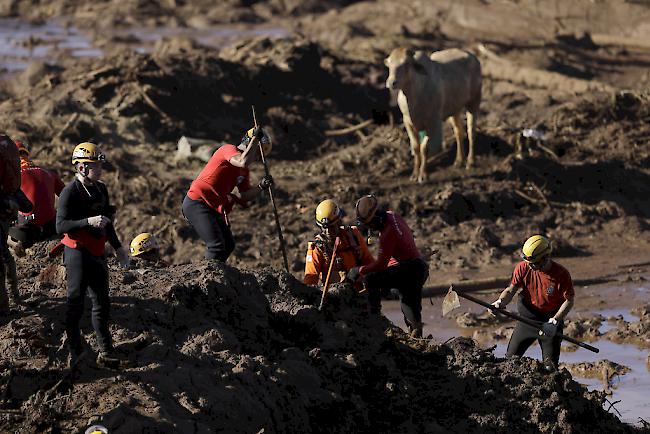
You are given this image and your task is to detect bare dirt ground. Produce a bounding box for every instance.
[1,0,649,432]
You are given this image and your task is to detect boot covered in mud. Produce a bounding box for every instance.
[408,322,423,339]
[67,348,87,370]
[96,348,133,369]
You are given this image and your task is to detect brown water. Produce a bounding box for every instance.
[385,282,650,426]
[0,17,289,74]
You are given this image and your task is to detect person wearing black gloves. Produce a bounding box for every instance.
[56,142,130,369]
[182,126,274,262]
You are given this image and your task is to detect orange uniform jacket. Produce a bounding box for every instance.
[303,226,374,285]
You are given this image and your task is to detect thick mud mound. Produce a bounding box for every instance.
[0,255,636,433]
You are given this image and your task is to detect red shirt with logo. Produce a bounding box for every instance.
[511,260,574,314]
[20,160,65,226]
[359,211,422,276]
[187,144,251,214]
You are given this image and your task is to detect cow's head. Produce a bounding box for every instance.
[384,48,427,91]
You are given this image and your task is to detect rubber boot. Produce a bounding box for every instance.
[96,348,132,369]
[409,322,423,339]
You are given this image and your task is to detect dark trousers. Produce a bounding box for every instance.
[506,298,564,367]
[182,195,234,261]
[363,258,429,327]
[9,219,56,248]
[64,247,112,353]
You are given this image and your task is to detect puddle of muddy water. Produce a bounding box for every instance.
[0,17,290,75]
[0,18,101,72]
[384,282,650,426]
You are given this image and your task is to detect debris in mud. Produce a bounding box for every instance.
[561,360,630,394]
[604,305,650,348]
[564,315,604,342]
[456,310,510,328]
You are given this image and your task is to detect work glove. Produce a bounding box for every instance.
[88,215,111,229]
[487,298,504,317]
[540,317,559,338]
[116,246,131,269]
[345,267,361,284]
[258,174,274,190]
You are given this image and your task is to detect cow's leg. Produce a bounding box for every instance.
[405,121,420,181]
[466,109,477,169]
[449,114,464,167]
[421,122,442,183]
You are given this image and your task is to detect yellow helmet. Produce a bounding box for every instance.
[129,232,158,257]
[246,127,273,156]
[355,195,379,225]
[521,235,552,263]
[72,142,106,164]
[315,199,342,228]
[84,425,108,434]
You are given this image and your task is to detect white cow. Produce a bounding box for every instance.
[385,47,482,183]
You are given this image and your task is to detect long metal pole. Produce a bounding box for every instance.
[454,288,599,353]
[253,106,289,272]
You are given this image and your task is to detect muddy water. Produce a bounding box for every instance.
[0,17,289,74]
[0,18,100,72]
[385,282,650,426]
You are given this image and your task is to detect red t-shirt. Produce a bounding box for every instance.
[360,211,422,275]
[20,161,65,226]
[186,145,251,214]
[511,260,574,314]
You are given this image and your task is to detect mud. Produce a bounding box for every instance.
[1,0,650,431]
[0,252,639,433]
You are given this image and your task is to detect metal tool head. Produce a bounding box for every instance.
[442,285,461,317]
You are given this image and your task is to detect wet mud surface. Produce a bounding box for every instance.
[1,0,650,431]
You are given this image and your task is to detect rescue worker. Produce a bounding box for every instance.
[348,195,429,338]
[56,142,130,368]
[304,199,374,286]
[8,140,65,256]
[182,127,273,262]
[490,235,574,371]
[0,134,32,314]
[129,232,165,266]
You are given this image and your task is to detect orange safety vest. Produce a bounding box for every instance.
[303,226,373,285]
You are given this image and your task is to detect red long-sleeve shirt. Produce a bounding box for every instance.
[359,211,422,275]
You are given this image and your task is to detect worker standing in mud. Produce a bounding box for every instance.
[182,127,273,262]
[348,195,429,338]
[304,199,374,286]
[57,142,130,368]
[0,134,33,314]
[7,140,65,257]
[490,235,574,371]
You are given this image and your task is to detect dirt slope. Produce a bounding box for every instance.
[0,249,638,433]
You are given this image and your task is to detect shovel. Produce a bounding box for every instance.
[442,285,599,353]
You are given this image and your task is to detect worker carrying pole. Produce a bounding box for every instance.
[182,121,274,263]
